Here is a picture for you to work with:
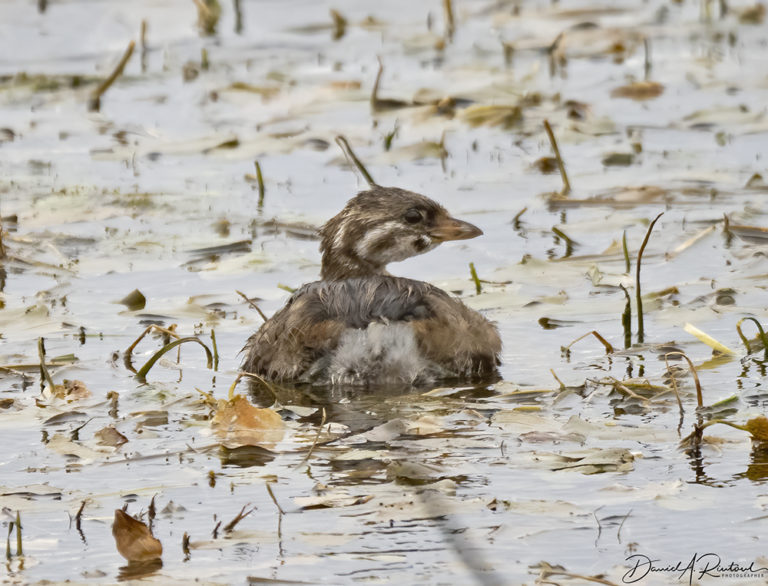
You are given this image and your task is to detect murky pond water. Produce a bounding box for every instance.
[2,0,768,584]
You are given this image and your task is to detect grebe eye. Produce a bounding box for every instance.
[404,208,423,224]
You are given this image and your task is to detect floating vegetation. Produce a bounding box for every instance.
[211,394,284,448]
[330,9,347,41]
[118,288,146,311]
[134,336,213,382]
[460,104,522,129]
[4,0,768,583]
[735,317,768,359]
[562,330,615,355]
[194,0,221,36]
[611,80,664,100]
[684,322,737,356]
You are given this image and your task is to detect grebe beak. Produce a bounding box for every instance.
[428,216,483,242]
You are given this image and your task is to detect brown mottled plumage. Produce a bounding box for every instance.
[242,185,501,386]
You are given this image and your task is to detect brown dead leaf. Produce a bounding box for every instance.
[211,395,284,448]
[611,81,664,101]
[95,425,128,447]
[112,509,163,562]
[51,379,91,401]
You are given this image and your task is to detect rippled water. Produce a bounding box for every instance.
[1,0,767,584]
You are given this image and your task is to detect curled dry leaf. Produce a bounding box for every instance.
[211,395,284,448]
[112,509,163,562]
[611,81,664,100]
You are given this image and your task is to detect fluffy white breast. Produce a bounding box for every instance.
[325,322,445,385]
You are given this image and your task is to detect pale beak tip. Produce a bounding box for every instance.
[429,218,484,242]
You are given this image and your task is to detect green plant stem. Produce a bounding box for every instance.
[736,317,768,360]
[636,212,663,343]
[135,337,213,382]
[469,262,482,294]
[335,135,376,187]
[255,161,265,207]
[37,337,55,391]
[543,119,571,195]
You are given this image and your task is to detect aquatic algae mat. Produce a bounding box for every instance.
[1,0,768,583]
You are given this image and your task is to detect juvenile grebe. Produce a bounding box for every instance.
[242,186,501,385]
